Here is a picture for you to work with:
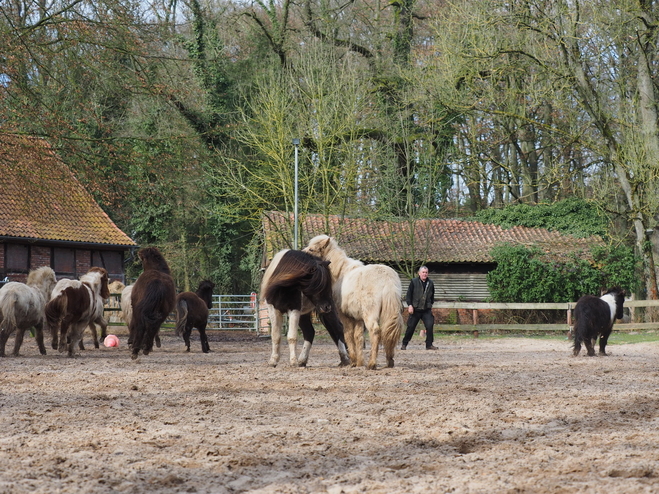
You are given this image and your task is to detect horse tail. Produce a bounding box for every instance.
[175,298,188,337]
[134,279,174,329]
[45,292,68,338]
[380,287,404,349]
[0,291,19,332]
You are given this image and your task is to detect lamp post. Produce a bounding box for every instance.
[292,138,300,250]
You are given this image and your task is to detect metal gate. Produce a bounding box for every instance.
[208,293,259,331]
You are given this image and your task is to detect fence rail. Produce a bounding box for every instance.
[432,299,659,333]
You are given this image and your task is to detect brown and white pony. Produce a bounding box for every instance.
[261,249,349,368]
[128,247,176,360]
[45,267,110,357]
[0,267,57,356]
[304,235,404,370]
[175,280,215,353]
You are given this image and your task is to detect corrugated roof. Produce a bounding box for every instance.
[0,134,135,247]
[262,211,603,264]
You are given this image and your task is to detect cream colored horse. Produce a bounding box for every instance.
[0,266,57,356]
[304,235,404,369]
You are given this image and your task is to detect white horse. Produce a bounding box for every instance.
[261,249,350,368]
[304,235,404,369]
[0,266,57,356]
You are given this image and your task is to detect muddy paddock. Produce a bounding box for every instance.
[1,329,658,493]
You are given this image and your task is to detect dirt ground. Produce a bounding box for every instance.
[1,328,659,494]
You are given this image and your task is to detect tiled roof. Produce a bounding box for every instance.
[262,211,603,264]
[0,134,135,247]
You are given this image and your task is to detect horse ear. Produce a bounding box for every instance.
[320,260,330,268]
[322,237,331,249]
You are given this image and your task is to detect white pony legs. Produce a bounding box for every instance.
[287,310,301,366]
[268,305,284,367]
[298,340,312,367]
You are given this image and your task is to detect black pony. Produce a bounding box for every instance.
[129,247,176,360]
[175,280,215,353]
[261,249,349,367]
[573,287,625,357]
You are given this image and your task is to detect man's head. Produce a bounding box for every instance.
[418,266,429,281]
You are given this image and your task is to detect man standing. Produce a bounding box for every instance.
[401,265,438,350]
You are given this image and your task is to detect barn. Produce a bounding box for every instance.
[261,211,604,301]
[0,134,136,284]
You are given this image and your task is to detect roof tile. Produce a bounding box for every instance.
[263,212,603,264]
[0,134,135,246]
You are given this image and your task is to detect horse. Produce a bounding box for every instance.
[304,235,404,370]
[175,280,215,353]
[0,267,57,356]
[261,249,350,368]
[572,287,626,357]
[128,247,176,360]
[45,267,110,357]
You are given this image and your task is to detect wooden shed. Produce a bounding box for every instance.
[261,211,605,301]
[0,134,136,283]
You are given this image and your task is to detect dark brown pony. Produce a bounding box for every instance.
[175,280,215,353]
[261,249,349,367]
[46,267,110,357]
[129,247,176,360]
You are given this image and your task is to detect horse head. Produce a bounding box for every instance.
[87,267,110,299]
[608,287,626,320]
[27,266,57,300]
[138,247,172,275]
[301,258,333,314]
[303,235,333,259]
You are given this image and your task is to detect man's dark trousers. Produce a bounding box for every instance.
[402,308,434,348]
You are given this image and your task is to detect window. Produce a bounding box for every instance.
[6,244,29,272]
[92,250,123,275]
[53,248,75,276]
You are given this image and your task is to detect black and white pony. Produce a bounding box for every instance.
[261,249,350,368]
[572,287,625,357]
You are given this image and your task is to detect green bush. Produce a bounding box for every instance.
[474,198,608,238]
[487,243,639,303]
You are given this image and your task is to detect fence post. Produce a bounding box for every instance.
[472,309,479,338]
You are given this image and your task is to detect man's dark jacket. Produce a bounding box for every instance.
[406,277,435,310]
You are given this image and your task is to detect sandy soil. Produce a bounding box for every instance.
[1,329,658,494]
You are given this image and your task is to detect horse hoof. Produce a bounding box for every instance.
[367,363,377,370]
[298,361,308,368]
[131,353,139,360]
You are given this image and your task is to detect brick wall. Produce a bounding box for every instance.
[75,249,92,275]
[30,246,51,270]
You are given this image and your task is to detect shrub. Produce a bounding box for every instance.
[487,243,639,303]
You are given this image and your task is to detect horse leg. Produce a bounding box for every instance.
[198,323,210,353]
[365,320,381,371]
[12,327,27,357]
[319,309,350,367]
[287,310,301,367]
[343,319,362,367]
[58,318,71,353]
[34,322,47,355]
[0,327,12,357]
[297,313,315,367]
[584,336,596,357]
[183,324,192,352]
[155,330,161,348]
[268,306,283,367]
[51,322,59,350]
[599,329,612,356]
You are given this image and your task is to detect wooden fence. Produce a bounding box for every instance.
[432,299,659,334]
